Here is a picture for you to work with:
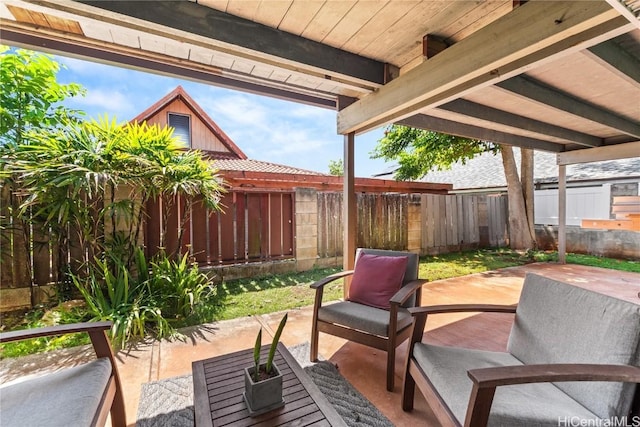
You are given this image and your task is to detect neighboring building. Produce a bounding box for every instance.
[132,85,325,181]
[133,86,449,270]
[376,150,640,226]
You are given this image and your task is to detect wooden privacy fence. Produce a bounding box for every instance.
[0,184,67,303]
[2,183,507,308]
[317,193,409,258]
[145,191,295,264]
[421,193,509,252]
[317,192,508,257]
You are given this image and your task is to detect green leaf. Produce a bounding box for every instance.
[253,328,262,382]
[265,313,287,375]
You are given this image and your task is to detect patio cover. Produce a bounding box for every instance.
[1,0,639,268]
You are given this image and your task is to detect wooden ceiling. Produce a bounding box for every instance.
[1,0,639,158]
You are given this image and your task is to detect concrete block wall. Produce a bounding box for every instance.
[294,188,319,271]
[407,195,422,254]
[536,225,640,260]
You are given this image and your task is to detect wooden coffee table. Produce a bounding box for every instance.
[192,342,347,426]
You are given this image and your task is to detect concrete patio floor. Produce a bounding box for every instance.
[2,262,639,426]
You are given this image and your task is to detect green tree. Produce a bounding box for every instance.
[0,46,85,148]
[9,116,224,275]
[328,158,344,176]
[0,46,86,304]
[373,125,536,250]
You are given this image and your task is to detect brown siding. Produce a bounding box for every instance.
[144,99,233,153]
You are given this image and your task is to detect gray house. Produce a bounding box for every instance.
[376,149,640,258]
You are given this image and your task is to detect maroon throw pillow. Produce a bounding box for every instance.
[348,253,408,310]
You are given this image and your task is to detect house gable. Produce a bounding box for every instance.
[131,86,247,159]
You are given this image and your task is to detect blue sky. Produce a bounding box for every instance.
[50,53,392,177]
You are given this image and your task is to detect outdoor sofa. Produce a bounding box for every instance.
[0,321,125,427]
[402,272,640,426]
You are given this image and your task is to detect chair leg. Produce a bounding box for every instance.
[402,362,416,411]
[310,321,319,362]
[386,345,395,391]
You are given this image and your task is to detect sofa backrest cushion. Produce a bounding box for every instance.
[507,273,640,419]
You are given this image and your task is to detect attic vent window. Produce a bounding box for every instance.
[168,113,191,148]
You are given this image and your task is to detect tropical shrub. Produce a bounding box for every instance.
[74,248,214,347]
[149,252,213,321]
[74,249,171,348]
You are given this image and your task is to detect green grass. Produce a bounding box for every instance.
[418,249,532,281]
[2,249,638,357]
[531,252,640,273]
[0,306,91,358]
[191,267,343,322]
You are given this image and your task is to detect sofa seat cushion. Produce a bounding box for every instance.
[414,343,599,426]
[318,301,412,337]
[0,357,112,427]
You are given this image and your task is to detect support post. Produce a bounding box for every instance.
[558,164,567,264]
[343,132,356,299]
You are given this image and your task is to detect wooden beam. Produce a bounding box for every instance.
[75,0,386,87]
[337,1,626,134]
[439,99,602,147]
[558,163,567,264]
[398,114,564,152]
[1,24,337,109]
[604,0,640,30]
[497,76,640,138]
[221,171,452,194]
[585,39,640,86]
[343,132,356,299]
[422,35,448,59]
[557,140,640,165]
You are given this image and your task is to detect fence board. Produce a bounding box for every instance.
[219,193,237,261]
[191,198,209,263]
[247,194,262,259]
[487,195,508,247]
[0,185,14,287]
[32,223,51,286]
[282,194,294,256]
[455,194,466,249]
[270,194,283,257]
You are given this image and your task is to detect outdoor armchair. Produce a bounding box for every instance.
[402,273,640,426]
[0,321,126,427]
[310,248,426,391]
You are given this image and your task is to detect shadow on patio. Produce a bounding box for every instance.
[122,262,640,426]
[2,262,638,426]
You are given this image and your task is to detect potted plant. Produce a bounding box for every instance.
[243,313,288,416]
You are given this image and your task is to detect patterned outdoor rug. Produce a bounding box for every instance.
[136,342,393,427]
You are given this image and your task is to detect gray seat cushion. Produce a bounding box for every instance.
[318,301,413,337]
[0,357,112,427]
[414,343,600,426]
[508,273,640,418]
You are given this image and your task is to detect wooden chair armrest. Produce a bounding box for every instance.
[469,363,640,388]
[310,270,354,290]
[408,304,517,317]
[390,279,428,305]
[0,321,112,343]
[464,364,640,427]
[1,321,114,360]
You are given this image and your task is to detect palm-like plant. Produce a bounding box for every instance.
[9,116,224,277]
[252,313,288,382]
[7,114,225,344]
